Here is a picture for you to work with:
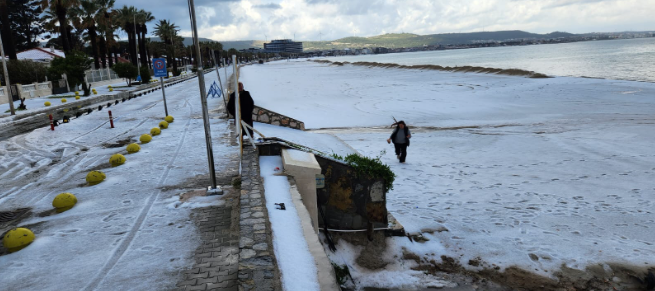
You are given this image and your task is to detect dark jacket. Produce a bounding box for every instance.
[390,127,410,146]
[227,91,255,121]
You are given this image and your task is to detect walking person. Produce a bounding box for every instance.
[227,82,255,138]
[387,120,411,163]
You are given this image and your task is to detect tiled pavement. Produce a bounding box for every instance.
[174,122,281,291]
[174,206,240,291]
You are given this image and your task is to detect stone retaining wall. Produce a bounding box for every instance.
[315,155,389,231]
[256,141,389,231]
[0,73,201,141]
[252,106,304,130]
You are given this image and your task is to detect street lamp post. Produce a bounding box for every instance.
[188,0,219,193]
[0,32,15,115]
[133,14,141,82]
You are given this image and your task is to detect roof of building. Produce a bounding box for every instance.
[16,47,66,61]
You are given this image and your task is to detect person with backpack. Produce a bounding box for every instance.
[386,120,411,163]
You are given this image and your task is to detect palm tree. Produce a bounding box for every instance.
[136,9,153,67]
[116,5,137,66]
[95,0,115,68]
[72,0,100,69]
[153,19,179,74]
[40,0,80,53]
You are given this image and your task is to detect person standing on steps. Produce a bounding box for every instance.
[227,82,255,138]
[387,120,411,163]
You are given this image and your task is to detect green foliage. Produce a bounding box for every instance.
[331,152,396,191]
[2,60,49,85]
[139,66,151,83]
[232,177,241,189]
[47,51,92,89]
[332,263,351,285]
[112,62,138,86]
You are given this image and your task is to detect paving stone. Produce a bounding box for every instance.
[197,277,218,285]
[177,279,198,287]
[187,272,209,279]
[185,285,207,291]
[240,237,254,248]
[252,243,268,251]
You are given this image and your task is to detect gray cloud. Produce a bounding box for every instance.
[253,3,282,9]
[111,0,654,42]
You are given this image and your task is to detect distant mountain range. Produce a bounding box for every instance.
[302,31,579,50]
[145,30,652,51]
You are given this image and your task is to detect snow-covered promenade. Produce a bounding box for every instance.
[241,60,655,287]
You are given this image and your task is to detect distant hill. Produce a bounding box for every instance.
[146,37,264,50]
[303,30,578,50]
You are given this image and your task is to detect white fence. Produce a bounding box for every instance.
[85,68,120,83]
[16,82,52,100]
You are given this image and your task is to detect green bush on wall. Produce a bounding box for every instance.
[330,153,396,191]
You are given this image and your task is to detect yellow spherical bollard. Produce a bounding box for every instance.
[126,143,141,154]
[109,88,113,92]
[150,127,161,136]
[164,115,174,123]
[3,228,35,253]
[63,108,69,112]
[44,101,51,106]
[159,121,169,129]
[140,134,152,143]
[52,192,77,213]
[61,98,67,103]
[75,91,79,95]
[86,170,106,185]
[92,90,97,95]
[109,153,126,167]
[75,96,80,100]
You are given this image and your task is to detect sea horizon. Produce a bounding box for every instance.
[324,37,655,83]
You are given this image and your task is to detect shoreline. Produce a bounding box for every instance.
[312,58,655,84]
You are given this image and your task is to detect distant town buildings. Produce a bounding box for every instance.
[263,39,303,53]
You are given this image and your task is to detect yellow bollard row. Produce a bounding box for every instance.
[2,112,177,253]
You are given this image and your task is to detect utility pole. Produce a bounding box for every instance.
[133,13,141,82]
[188,0,219,193]
[0,32,15,115]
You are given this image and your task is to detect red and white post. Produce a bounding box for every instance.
[49,114,54,131]
[108,110,114,128]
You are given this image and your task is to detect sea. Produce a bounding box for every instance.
[324,37,655,83]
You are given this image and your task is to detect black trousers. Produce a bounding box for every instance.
[394,143,408,162]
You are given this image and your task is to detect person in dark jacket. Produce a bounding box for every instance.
[227,82,255,138]
[386,120,411,163]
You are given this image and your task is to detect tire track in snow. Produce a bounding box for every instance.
[82,97,194,291]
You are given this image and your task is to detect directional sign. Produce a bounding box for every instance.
[153,58,167,77]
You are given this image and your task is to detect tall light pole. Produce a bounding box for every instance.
[0,32,15,115]
[188,0,219,192]
[133,13,141,82]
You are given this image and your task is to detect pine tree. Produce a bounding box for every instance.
[8,0,45,51]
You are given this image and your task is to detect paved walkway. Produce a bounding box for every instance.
[174,121,281,291]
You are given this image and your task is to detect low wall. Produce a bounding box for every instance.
[315,155,388,231]
[0,86,8,105]
[0,72,202,141]
[16,82,53,100]
[252,105,305,130]
[257,141,389,231]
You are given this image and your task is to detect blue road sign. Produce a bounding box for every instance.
[153,58,167,77]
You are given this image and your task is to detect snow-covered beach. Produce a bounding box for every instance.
[241,60,655,287]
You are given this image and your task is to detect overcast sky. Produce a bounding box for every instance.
[114,0,654,41]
